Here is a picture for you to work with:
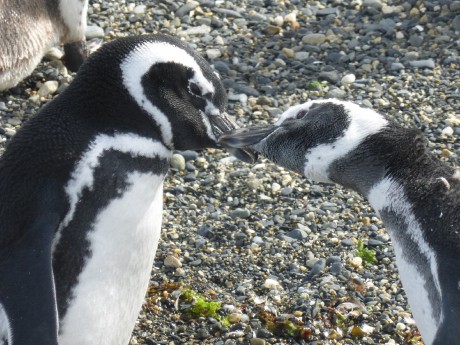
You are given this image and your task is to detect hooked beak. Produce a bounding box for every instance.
[218,125,278,148]
[209,112,258,163]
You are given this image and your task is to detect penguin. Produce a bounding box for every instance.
[0,34,255,345]
[219,99,460,345]
[0,0,89,91]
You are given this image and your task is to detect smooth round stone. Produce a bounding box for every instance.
[350,256,363,268]
[213,61,230,74]
[38,81,59,97]
[85,25,105,39]
[341,238,355,246]
[164,255,182,268]
[319,70,340,84]
[391,62,405,70]
[368,239,384,246]
[287,229,308,240]
[170,153,186,170]
[178,150,199,161]
[409,59,435,68]
[206,49,222,59]
[326,88,346,98]
[442,126,454,136]
[133,5,146,15]
[294,52,309,60]
[230,208,250,219]
[175,2,197,18]
[341,74,356,85]
[45,47,64,60]
[301,33,326,45]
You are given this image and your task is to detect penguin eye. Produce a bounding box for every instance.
[296,109,309,119]
[189,82,202,96]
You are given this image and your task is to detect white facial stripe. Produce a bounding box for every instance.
[368,178,441,344]
[276,103,313,125]
[58,0,88,40]
[121,40,214,146]
[56,133,170,238]
[279,99,388,182]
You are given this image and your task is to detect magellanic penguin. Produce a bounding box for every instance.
[219,99,460,345]
[0,34,255,345]
[0,0,89,91]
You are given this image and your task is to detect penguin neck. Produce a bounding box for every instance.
[360,129,460,345]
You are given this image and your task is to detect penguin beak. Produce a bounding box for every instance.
[218,125,278,148]
[209,112,258,163]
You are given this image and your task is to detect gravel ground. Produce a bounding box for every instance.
[1,0,460,344]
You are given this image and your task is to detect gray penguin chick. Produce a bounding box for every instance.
[0,0,88,91]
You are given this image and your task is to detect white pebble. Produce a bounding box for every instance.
[262,278,282,290]
[442,126,454,136]
[273,15,284,26]
[396,322,406,331]
[341,74,356,85]
[350,256,363,268]
[38,81,59,97]
[206,48,222,59]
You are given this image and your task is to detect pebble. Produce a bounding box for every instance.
[164,255,182,268]
[170,153,186,171]
[341,74,356,85]
[319,71,340,84]
[350,256,363,268]
[442,127,454,136]
[409,59,435,69]
[286,228,308,240]
[85,25,105,39]
[326,88,346,98]
[230,208,251,219]
[306,259,326,280]
[38,81,59,97]
[206,49,222,59]
[302,33,326,45]
[175,2,197,18]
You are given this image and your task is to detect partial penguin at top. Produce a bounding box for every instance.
[0,0,89,91]
[220,99,460,345]
[0,34,254,345]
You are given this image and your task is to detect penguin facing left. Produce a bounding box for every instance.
[0,0,89,91]
[219,99,460,345]
[0,34,255,345]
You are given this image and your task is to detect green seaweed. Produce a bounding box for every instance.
[356,239,377,266]
[181,288,222,319]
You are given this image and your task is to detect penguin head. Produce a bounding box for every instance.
[117,35,255,162]
[219,99,389,182]
[71,34,255,163]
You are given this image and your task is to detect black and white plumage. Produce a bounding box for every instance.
[219,99,460,345]
[0,0,89,90]
[0,34,254,345]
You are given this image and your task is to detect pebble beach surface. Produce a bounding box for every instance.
[1,1,459,344]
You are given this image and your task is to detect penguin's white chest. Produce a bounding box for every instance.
[58,172,164,345]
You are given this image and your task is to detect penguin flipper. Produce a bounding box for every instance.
[0,212,60,345]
